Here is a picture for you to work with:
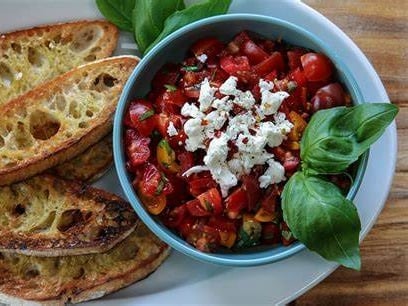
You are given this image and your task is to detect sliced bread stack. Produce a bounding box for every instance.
[0,21,170,305]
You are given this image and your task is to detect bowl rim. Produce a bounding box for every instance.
[113,13,367,266]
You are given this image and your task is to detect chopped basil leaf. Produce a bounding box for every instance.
[139,109,155,121]
[158,139,174,156]
[182,65,199,72]
[164,84,177,91]
[204,199,213,212]
[155,179,165,195]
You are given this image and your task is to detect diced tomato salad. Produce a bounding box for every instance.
[124,31,351,252]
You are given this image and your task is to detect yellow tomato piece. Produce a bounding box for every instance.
[157,139,180,173]
[254,207,277,223]
[219,231,237,248]
[137,184,166,215]
[288,111,307,141]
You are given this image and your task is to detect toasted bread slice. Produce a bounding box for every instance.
[0,20,119,104]
[0,55,139,186]
[0,222,170,305]
[0,174,138,257]
[48,133,113,182]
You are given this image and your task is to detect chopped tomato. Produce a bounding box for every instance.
[125,99,156,137]
[163,205,187,228]
[311,82,346,112]
[301,52,333,82]
[287,111,308,141]
[220,55,251,75]
[188,174,218,197]
[191,37,224,58]
[137,184,167,215]
[157,139,180,173]
[242,39,269,64]
[289,67,308,87]
[225,187,247,219]
[253,52,285,76]
[124,129,150,167]
[140,163,173,196]
[177,152,195,175]
[186,199,211,217]
[152,63,180,89]
[241,175,261,212]
[197,188,223,215]
[186,224,220,252]
[287,48,307,70]
[156,89,187,114]
[262,223,281,244]
[178,215,197,238]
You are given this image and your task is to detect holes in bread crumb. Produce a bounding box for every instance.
[0,253,4,260]
[78,122,88,129]
[0,137,4,148]
[91,46,101,53]
[29,110,61,140]
[70,26,102,52]
[84,54,96,62]
[11,43,22,53]
[53,34,62,44]
[57,209,83,232]
[55,95,67,111]
[86,110,94,117]
[0,62,14,87]
[91,73,117,92]
[27,47,46,67]
[73,267,85,279]
[31,211,56,233]
[117,243,139,261]
[13,203,26,216]
[69,101,81,119]
[24,267,40,279]
[14,122,33,149]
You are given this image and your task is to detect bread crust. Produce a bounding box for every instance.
[0,223,171,305]
[0,174,138,257]
[0,56,139,186]
[0,20,119,104]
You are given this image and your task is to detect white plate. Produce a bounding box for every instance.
[0,0,397,305]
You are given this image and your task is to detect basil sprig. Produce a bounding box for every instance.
[96,0,232,55]
[282,103,398,270]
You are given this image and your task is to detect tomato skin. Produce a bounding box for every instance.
[188,174,218,197]
[186,199,211,217]
[311,82,346,112]
[287,48,307,70]
[178,215,197,238]
[241,175,261,212]
[225,187,247,219]
[156,89,187,114]
[140,163,173,196]
[220,55,251,75]
[242,40,269,65]
[191,37,224,58]
[197,188,223,215]
[253,52,285,76]
[137,183,167,215]
[125,99,156,137]
[301,52,334,82]
[289,68,308,87]
[124,129,150,167]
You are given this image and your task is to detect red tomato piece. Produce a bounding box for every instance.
[140,163,173,196]
[156,89,187,114]
[208,216,237,248]
[253,52,285,76]
[152,63,180,89]
[287,48,307,70]
[225,187,247,219]
[262,223,281,244]
[242,40,269,65]
[126,99,156,137]
[241,175,261,212]
[188,173,218,197]
[197,188,223,215]
[178,215,197,238]
[289,67,308,87]
[177,152,195,175]
[186,199,211,217]
[163,205,187,228]
[186,224,220,252]
[191,37,224,58]
[124,129,150,167]
[311,82,347,112]
[220,55,251,75]
[301,52,334,82]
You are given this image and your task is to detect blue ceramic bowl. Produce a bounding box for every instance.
[113,14,367,266]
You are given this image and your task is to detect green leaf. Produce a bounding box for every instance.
[282,172,361,270]
[301,103,398,174]
[96,0,136,32]
[182,65,199,71]
[145,0,232,53]
[139,109,155,121]
[164,84,178,91]
[133,0,185,54]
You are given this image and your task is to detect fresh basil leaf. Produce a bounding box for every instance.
[164,84,178,91]
[96,0,136,32]
[301,103,398,174]
[146,0,232,53]
[182,65,199,71]
[282,172,361,270]
[133,0,185,54]
[139,109,155,121]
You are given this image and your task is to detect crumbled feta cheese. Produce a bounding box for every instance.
[226,112,256,139]
[259,79,289,116]
[233,90,256,110]
[205,109,228,130]
[181,103,203,118]
[219,76,239,95]
[167,121,178,137]
[184,118,206,151]
[198,78,217,112]
[259,159,286,188]
[182,165,210,177]
[197,54,208,63]
[212,96,232,112]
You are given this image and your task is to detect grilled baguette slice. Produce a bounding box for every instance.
[0,20,119,104]
[0,174,138,257]
[0,222,170,305]
[48,133,113,182]
[0,55,139,186]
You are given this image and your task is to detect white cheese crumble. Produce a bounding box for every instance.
[197,54,208,63]
[181,77,293,195]
[167,121,178,137]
